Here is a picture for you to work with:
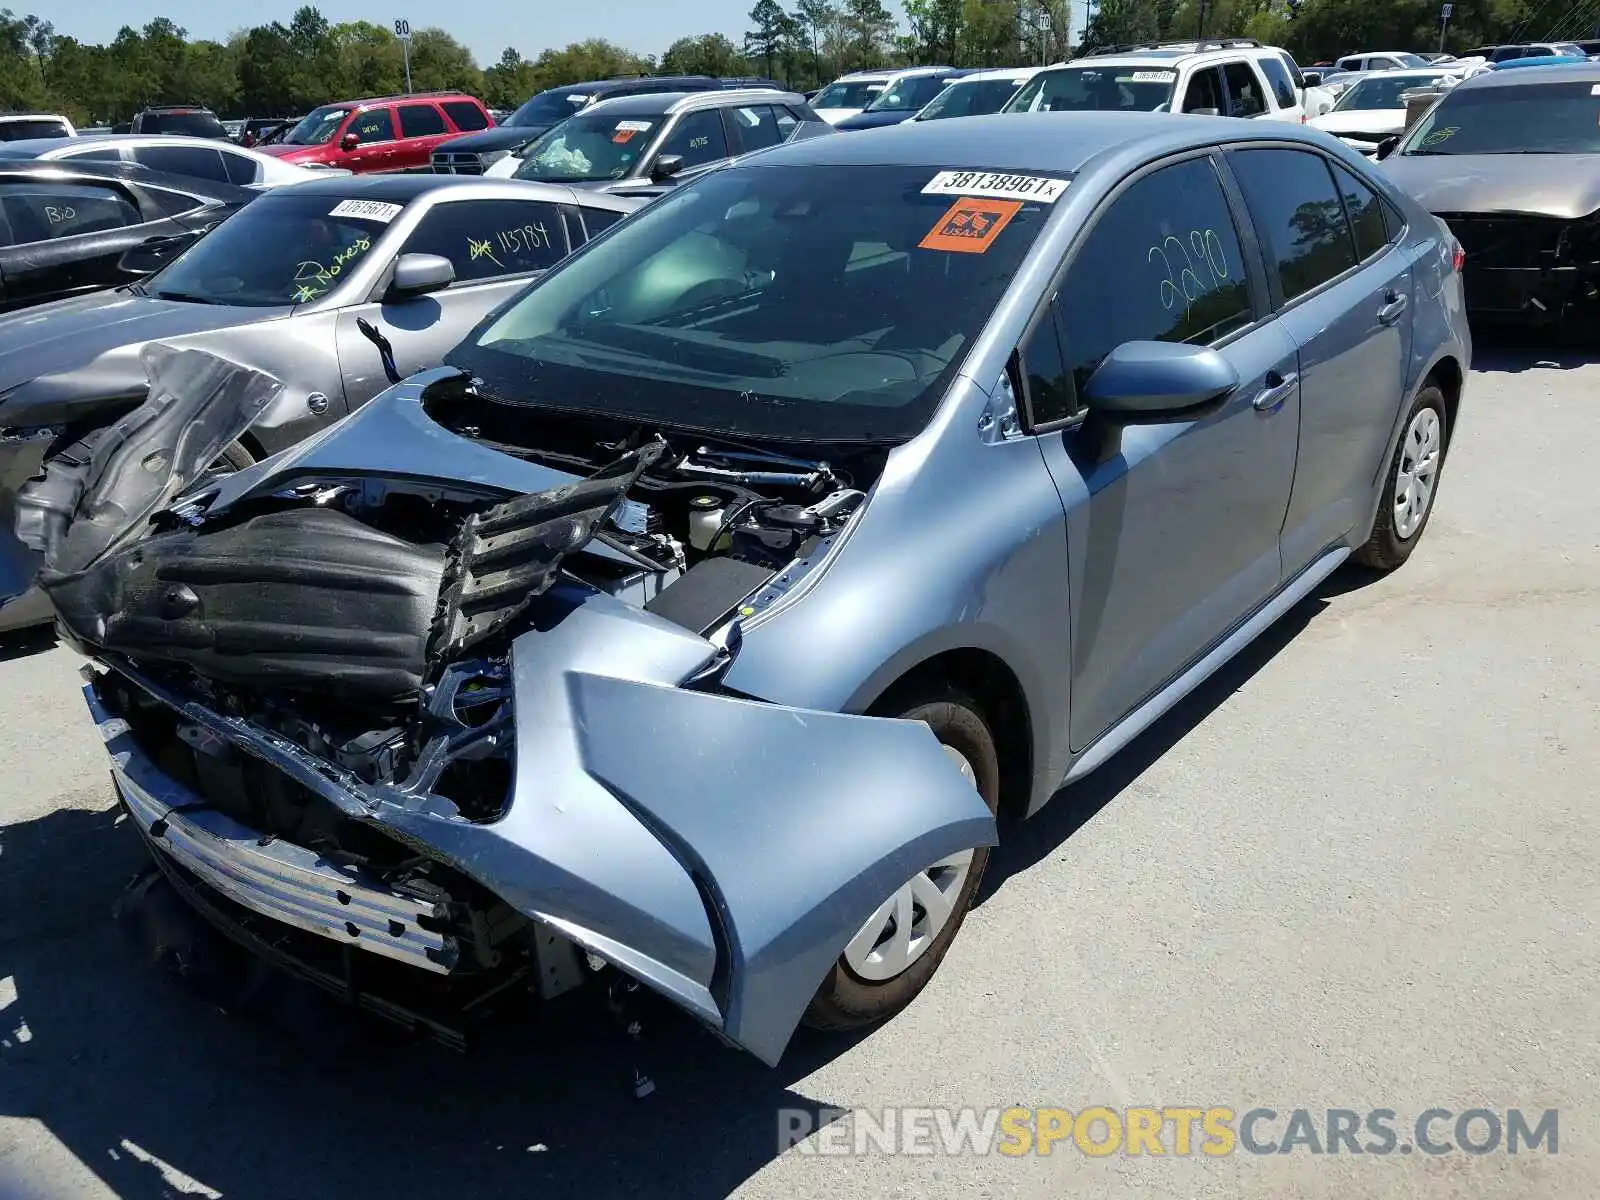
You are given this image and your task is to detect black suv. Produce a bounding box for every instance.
[129,106,229,139]
[432,75,725,174]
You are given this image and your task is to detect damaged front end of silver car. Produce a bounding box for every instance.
[21,346,996,1064]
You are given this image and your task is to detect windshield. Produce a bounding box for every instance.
[864,76,952,112]
[282,106,352,146]
[1335,73,1446,110]
[917,78,1032,120]
[512,110,665,182]
[1553,44,1584,56]
[144,193,393,306]
[1390,53,1430,67]
[448,164,1061,443]
[812,80,887,109]
[1402,80,1600,154]
[506,89,592,127]
[1005,66,1175,113]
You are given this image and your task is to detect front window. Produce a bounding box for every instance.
[916,78,1031,120]
[864,76,951,112]
[811,80,887,109]
[1401,80,1600,154]
[1334,74,1445,111]
[1005,66,1176,113]
[505,89,593,127]
[141,193,393,306]
[282,106,352,146]
[513,110,667,182]
[450,163,1061,443]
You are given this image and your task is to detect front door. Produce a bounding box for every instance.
[1038,153,1301,751]
[1223,146,1417,573]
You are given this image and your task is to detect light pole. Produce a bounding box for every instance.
[1438,2,1452,53]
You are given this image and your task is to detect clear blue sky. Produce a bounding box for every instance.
[37,0,1091,66]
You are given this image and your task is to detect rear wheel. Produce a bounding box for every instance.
[1354,383,1447,571]
[802,684,999,1031]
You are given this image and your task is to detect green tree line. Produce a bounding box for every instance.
[1,0,1585,126]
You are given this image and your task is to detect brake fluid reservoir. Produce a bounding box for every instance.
[687,494,724,552]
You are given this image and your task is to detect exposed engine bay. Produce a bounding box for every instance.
[15,349,997,1064]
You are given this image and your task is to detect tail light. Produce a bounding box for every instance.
[1451,238,1466,272]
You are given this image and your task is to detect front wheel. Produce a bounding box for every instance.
[802,684,999,1031]
[1354,384,1448,571]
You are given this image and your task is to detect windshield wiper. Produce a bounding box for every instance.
[150,290,225,305]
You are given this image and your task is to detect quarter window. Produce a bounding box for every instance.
[443,100,489,131]
[1016,302,1076,427]
[1229,148,1357,301]
[222,150,259,186]
[401,199,570,284]
[0,182,140,245]
[1222,62,1267,117]
[398,104,448,138]
[656,110,728,169]
[1055,157,1252,395]
[1332,164,1390,261]
[580,206,626,236]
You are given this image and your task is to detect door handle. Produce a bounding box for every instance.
[1378,291,1409,324]
[1252,370,1298,414]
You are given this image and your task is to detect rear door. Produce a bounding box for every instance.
[1178,66,1227,114]
[342,106,399,173]
[1219,59,1270,119]
[395,102,452,169]
[1034,151,1302,749]
[333,193,577,407]
[1223,146,1416,574]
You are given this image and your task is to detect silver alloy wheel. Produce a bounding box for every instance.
[1394,405,1442,540]
[841,744,977,983]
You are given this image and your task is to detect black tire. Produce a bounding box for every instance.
[211,439,255,475]
[802,684,1000,1032]
[1354,383,1448,571]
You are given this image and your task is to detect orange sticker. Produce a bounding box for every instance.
[919,197,1022,254]
[613,128,637,144]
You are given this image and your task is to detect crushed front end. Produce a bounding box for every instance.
[27,348,996,1064]
[1438,209,1600,327]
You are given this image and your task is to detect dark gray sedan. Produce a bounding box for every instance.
[0,173,642,630]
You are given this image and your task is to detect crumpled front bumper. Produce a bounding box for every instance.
[85,589,997,1065]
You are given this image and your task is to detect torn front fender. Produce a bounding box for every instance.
[15,345,281,576]
[373,590,997,1065]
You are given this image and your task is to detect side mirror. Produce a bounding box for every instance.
[649,154,685,183]
[1083,341,1239,422]
[1303,70,1324,87]
[117,233,195,276]
[385,252,454,300]
[340,131,359,152]
[1376,135,1400,160]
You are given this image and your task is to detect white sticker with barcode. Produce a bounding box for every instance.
[615,119,654,131]
[329,199,403,223]
[1129,69,1178,82]
[923,170,1069,204]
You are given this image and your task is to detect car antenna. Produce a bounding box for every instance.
[356,317,402,384]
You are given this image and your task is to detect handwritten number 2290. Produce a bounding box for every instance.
[1149,229,1228,314]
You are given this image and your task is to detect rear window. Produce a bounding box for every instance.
[139,110,226,138]
[443,100,489,131]
[1005,66,1176,113]
[0,119,71,141]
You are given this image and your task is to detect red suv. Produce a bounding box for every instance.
[258,92,494,173]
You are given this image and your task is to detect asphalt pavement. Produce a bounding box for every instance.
[0,340,1595,1199]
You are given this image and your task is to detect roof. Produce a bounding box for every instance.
[945,66,1044,83]
[1457,60,1600,88]
[742,110,1309,173]
[325,90,479,108]
[0,113,69,122]
[581,89,801,117]
[270,172,501,201]
[0,157,249,198]
[832,65,954,81]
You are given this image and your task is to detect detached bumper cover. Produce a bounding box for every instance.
[88,593,995,1065]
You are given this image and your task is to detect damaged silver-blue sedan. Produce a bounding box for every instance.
[20,113,1469,1063]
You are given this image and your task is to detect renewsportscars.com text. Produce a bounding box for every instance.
[779,1106,1559,1158]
